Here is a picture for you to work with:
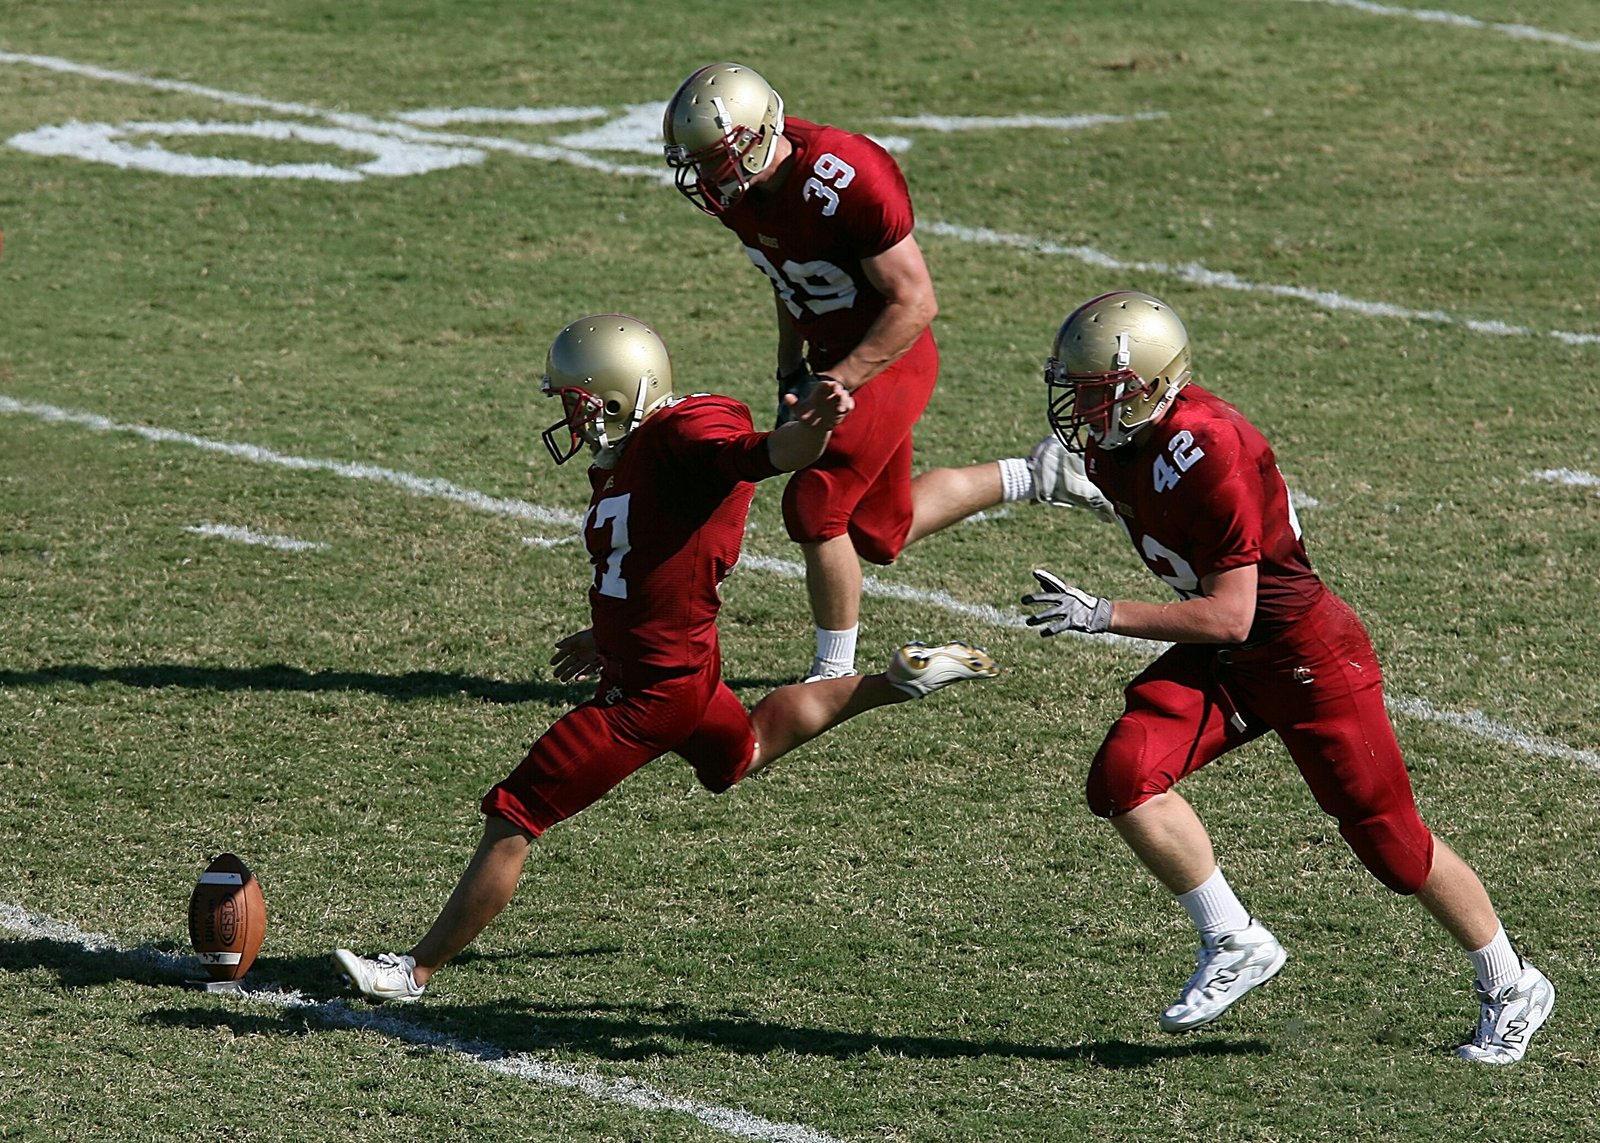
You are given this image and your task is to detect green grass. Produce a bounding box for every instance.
[2,2,1598,1140]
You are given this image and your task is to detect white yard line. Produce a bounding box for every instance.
[0,902,851,1143]
[1531,468,1600,490]
[3,49,1598,347]
[3,393,1594,771]
[1289,0,1600,53]
[922,221,1600,348]
[184,523,329,551]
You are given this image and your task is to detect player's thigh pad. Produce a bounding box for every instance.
[1087,645,1255,818]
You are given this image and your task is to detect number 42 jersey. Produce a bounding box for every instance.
[582,394,781,680]
[1084,385,1326,642]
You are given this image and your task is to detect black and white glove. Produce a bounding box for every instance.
[1022,568,1113,635]
[775,364,826,428]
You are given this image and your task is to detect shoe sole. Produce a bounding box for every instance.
[890,644,998,695]
[1158,944,1288,1033]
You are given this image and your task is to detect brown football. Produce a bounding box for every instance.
[187,853,267,982]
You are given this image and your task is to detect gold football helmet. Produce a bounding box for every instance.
[1044,291,1192,452]
[540,315,674,464]
[662,62,785,215]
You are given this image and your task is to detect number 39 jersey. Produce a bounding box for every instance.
[717,118,915,368]
[583,394,780,680]
[1085,385,1325,641]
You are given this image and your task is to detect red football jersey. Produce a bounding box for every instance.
[583,394,780,679]
[717,118,916,368]
[1085,385,1325,640]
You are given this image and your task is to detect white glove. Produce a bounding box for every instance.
[1022,568,1113,635]
[1028,435,1116,522]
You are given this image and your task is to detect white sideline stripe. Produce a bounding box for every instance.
[185,523,329,552]
[0,396,582,529]
[922,221,1600,348]
[4,50,1598,349]
[1531,468,1600,489]
[0,904,849,1143]
[3,393,1594,768]
[1290,0,1600,53]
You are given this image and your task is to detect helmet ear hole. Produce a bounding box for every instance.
[604,399,623,415]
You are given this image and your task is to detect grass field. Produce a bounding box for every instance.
[2,2,1598,1140]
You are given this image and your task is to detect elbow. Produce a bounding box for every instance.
[1215,607,1255,644]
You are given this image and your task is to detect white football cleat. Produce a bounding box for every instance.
[1027,434,1116,521]
[1455,961,1554,1065]
[803,664,858,684]
[332,949,425,1003]
[1159,920,1287,1033]
[886,641,998,698]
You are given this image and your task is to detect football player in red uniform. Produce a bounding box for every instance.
[1022,291,1552,1064]
[663,62,1071,682]
[333,315,997,1002]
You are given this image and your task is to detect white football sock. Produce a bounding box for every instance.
[1176,866,1253,941]
[1469,924,1522,993]
[998,457,1032,502]
[811,624,859,676]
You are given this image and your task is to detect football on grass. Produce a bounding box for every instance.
[187,853,267,982]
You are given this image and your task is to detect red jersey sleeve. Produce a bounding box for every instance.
[660,396,783,484]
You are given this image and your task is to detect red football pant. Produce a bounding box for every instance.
[1087,591,1435,894]
[781,330,939,565]
[482,655,756,837]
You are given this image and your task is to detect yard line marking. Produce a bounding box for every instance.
[4,51,1598,348]
[0,903,852,1143]
[1387,697,1600,770]
[0,395,582,529]
[885,112,1169,132]
[0,49,671,183]
[1290,0,1600,53]
[184,523,329,551]
[922,221,1600,348]
[3,393,1594,769]
[1531,468,1600,489]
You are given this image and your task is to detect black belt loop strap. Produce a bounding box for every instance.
[1212,649,1250,735]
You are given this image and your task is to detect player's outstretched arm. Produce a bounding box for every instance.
[768,378,854,472]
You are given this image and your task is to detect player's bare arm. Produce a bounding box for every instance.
[1107,564,1258,644]
[821,233,937,391]
[774,292,806,375]
[1025,564,1258,644]
[767,379,854,472]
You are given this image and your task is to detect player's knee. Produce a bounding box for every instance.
[849,525,900,566]
[1339,812,1433,895]
[1085,721,1165,818]
[691,752,754,795]
[781,472,837,545]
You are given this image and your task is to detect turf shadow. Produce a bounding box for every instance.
[427,998,1272,1068]
[0,662,573,705]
